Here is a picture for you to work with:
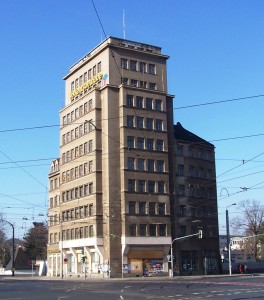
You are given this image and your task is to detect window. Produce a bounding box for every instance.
[149,202,156,215]
[146,118,153,130]
[88,182,93,194]
[147,159,154,172]
[159,224,166,236]
[129,201,136,214]
[156,119,163,131]
[179,226,186,237]
[149,64,156,74]
[136,96,143,108]
[138,180,145,193]
[139,81,147,88]
[178,164,184,176]
[121,58,128,69]
[159,203,165,215]
[155,99,162,111]
[138,158,145,171]
[128,179,135,192]
[177,145,183,156]
[158,181,165,193]
[146,98,153,109]
[130,60,137,71]
[88,99,93,111]
[189,166,195,177]
[157,160,164,172]
[127,115,134,127]
[79,75,83,86]
[89,160,93,173]
[88,140,93,152]
[127,94,133,107]
[139,62,146,73]
[156,139,164,151]
[188,147,194,157]
[84,72,88,82]
[149,224,156,236]
[180,205,186,217]
[198,149,203,158]
[131,79,137,87]
[97,62,101,73]
[122,77,128,85]
[89,204,93,216]
[137,117,144,129]
[139,224,147,236]
[148,181,155,193]
[138,202,146,215]
[147,139,154,150]
[207,169,212,179]
[178,185,185,196]
[127,136,135,149]
[88,69,92,79]
[128,157,135,170]
[149,82,156,90]
[89,225,94,237]
[93,65,96,76]
[71,82,74,92]
[137,137,144,149]
[206,150,211,160]
[129,224,137,236]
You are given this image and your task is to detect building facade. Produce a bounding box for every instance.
[172,122,220,275]
[47,37,174,278]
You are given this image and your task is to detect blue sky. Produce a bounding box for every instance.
[0,0,264,239]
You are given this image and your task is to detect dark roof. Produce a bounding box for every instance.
[174,122,214,148]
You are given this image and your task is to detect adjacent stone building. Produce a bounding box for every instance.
[172,122,220,275]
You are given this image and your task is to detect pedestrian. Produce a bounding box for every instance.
[239,264,243,274]
[244,264,247,274]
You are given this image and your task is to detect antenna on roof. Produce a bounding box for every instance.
[123,9,126,39]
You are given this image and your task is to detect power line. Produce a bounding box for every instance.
[174,94,264,110]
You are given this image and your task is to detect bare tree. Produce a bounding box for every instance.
[232,200,264,261]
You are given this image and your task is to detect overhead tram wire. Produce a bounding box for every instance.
[174,94,264,110]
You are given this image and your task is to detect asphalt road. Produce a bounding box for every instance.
[0,275,264,300]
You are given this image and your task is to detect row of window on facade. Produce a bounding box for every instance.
[70,62,101,92]
[127,136,164,152]
[127,115,164,131]
[49,195,60,208]
[177,164,213,179]
[62,99,93,127]
[61,204,94,223]
[62,161,93,184]
[49,225,94,244]
[127,157,165,173]
[177,144,213,160]
[123,78,156,90]
[62,182,93,202]
[50,159,60,174]
[129,223,167,237]
[121,58,156,74]
[126,95,163,111]
[128,201,167,216]
[50,178,59,191]
[180,250,218,271]
[178,225,218,239]
[62,121,94,146]
[177,184,215,199]
[128,179,166,194]
[179,205,216,219]
[62,141,93,165]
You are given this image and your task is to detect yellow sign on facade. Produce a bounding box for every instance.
[69,73,103,99]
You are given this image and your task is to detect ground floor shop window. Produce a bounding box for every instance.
[181,251,198,271]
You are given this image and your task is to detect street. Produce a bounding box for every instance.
[0,275,264,300]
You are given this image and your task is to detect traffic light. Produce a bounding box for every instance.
[198,230,203,239]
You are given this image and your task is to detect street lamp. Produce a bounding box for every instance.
[0,219,15,276]
[170,231,203,277]
[226,203,236,275]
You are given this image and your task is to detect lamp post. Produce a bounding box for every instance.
[226,203,236,275]
[1,219,15,276]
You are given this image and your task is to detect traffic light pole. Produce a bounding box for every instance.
[170,231,202,278]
